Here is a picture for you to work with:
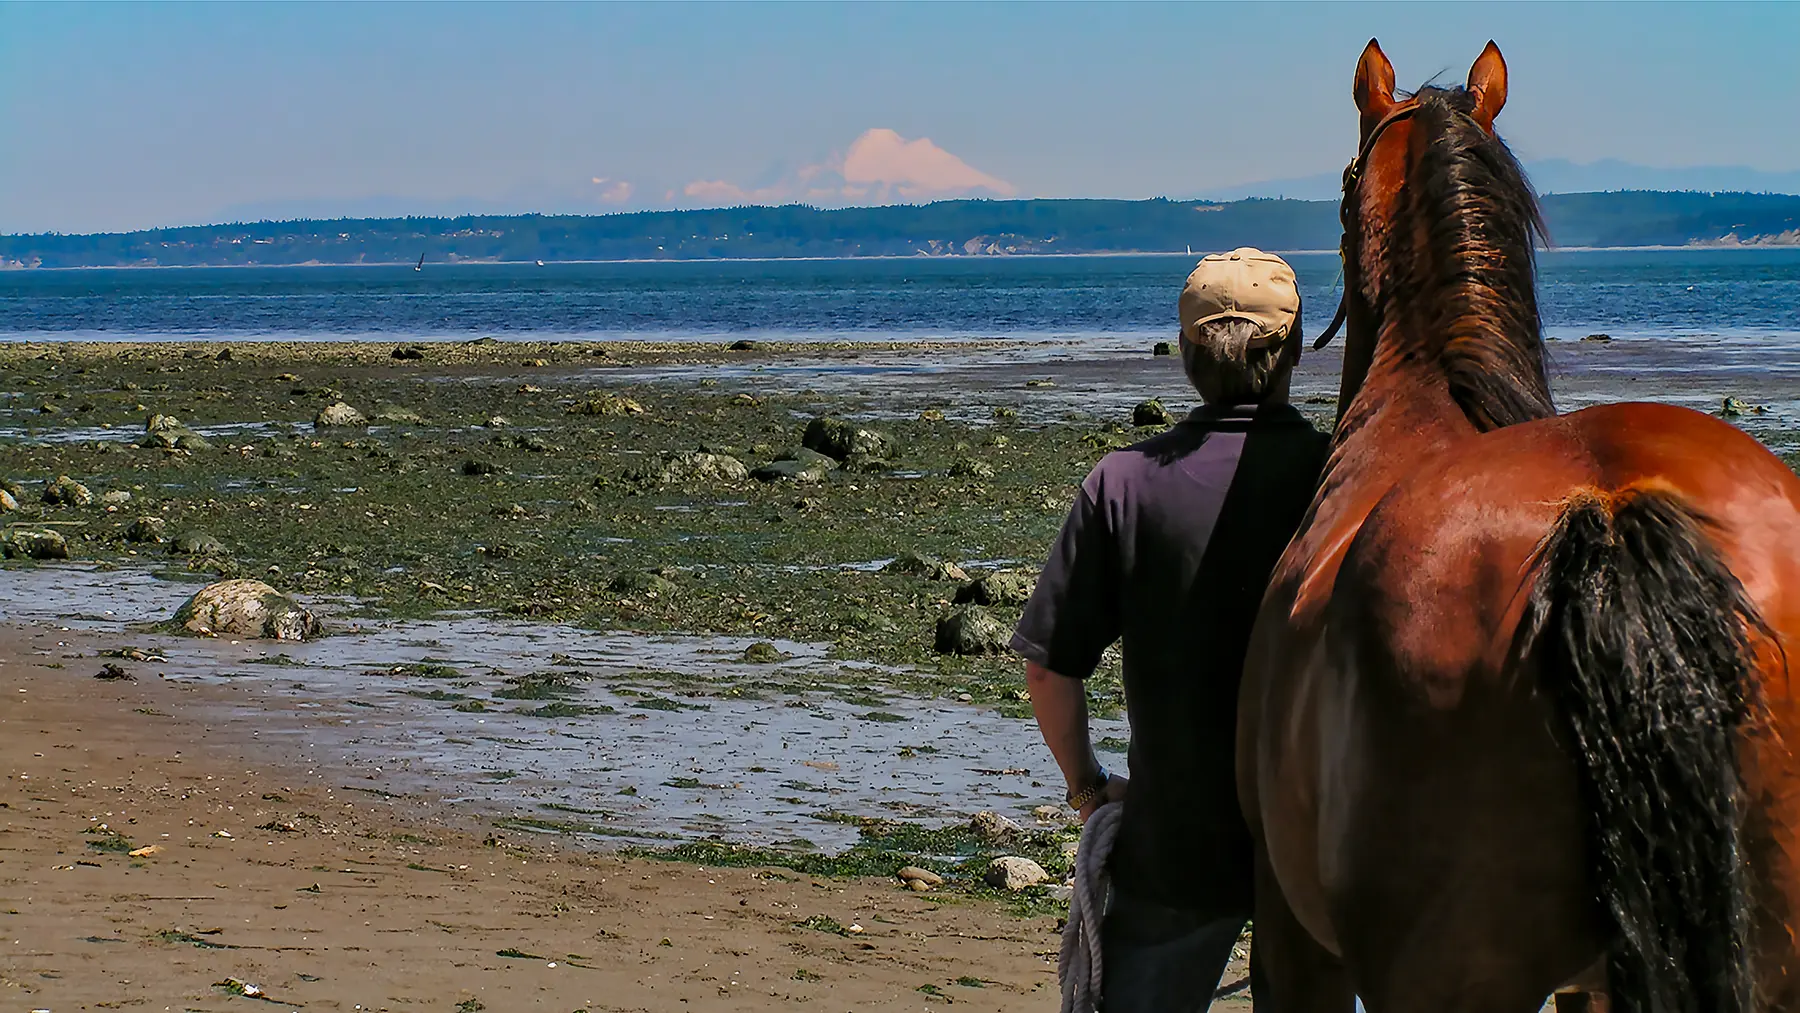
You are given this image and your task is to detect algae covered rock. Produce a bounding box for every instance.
[885,551,968,583]
[372,405,426,424]
[750,459,829,484]
[1,528,69,560]
[125,515,169,543]
[314,402,369,428]
[803,417,893,462]
[608,570,677,596]
[1132,399,1175,427]
[173,579,321,640]
[170,530,227,557]
[568,394,646,416]
[139,413,210,451]
[948,457,996,480]
[935,604,1010,655]
[628,450,749,486]
[953,571,1037,607]
[42,475,94,506]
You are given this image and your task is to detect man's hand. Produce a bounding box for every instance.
[1078,773,1129,824]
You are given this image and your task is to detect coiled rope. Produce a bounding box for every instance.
[1059,800,1123,1013]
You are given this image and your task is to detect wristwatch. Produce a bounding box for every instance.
[1066,766,1109,811]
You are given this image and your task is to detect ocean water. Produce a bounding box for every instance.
[0,248,1797,345]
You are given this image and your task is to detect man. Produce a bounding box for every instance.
[1012,248,1331,1011]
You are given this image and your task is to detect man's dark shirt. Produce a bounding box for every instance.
[1011,402,1330,915]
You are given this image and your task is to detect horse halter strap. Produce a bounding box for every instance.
[1312,99,1423,351]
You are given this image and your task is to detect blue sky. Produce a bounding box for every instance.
[3,1,1797,234]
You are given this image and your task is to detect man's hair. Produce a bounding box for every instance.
[1180,305,1302,406]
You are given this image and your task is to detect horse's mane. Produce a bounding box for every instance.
[1375,85,1553,431]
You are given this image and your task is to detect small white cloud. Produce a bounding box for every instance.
[591,178,633,204]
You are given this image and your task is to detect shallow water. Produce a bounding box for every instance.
[1,563,1126,851]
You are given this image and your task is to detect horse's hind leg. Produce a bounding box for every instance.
[1253,846,1355,1013]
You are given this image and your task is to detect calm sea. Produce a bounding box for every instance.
[1,248,1797,346]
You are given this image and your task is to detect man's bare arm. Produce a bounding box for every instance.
[1026,661,1127,822]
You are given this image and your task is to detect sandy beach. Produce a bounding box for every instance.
[0,621,1157,1012]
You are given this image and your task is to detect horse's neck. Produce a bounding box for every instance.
[1284,334,1475,590]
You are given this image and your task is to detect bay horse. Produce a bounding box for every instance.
[1237,39,1800,1013]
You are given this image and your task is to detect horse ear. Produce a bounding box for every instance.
[1467,41,1508,128]
[1354,39,1397,132]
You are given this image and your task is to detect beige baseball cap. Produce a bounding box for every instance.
[1179,247,1300,349]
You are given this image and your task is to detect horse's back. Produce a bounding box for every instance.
[1335,399,1800,1008]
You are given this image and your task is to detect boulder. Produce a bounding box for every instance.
[170,530,227,556]
[935,604,1010,655]
[391,344,426,360]
[984,856,1049,891]
[948,458,996,480]
[803,417,893,462]
[100,490,132,506]
[728,339,763,351]
[1152,341,1174,356]
[629,450,750,486]
[314,402,368,429]
[884,551,968,582]
[742,641,787,664]
[1132,399,1175,427]
[173,579,321,640]
[1721,397,1767,418]
[42,475,93,506]
[954,571,1037,607]
[125,515,168,543]
[0,488,18,513]
[970,810,1027,845]
[1581,333,1613,343]
[897,866,944,891]
[0,528,69,560]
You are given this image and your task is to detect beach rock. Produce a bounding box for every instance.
[970,811,1027,845]
[803,417,893,462]
[1132,399,1175,427]
[750,459,829,484]
[125,515,168,543]
[391,344,426,360]
[954,571,1037,607]
[99,490,132,506]
[483,415,511,428]
[173,579,321,640]
[462,460,500,476]
[1581,333,1613,343]
[919,408,946,422]
[984,856,1049,891]
[1152,341,1174,356]
[314,402,368,429]
[42,475,94,506]
[0,488,18,513]
[0,528,69,560]
[170,530,227,557]
[629,450,750,486]
[993,406,1019,420]
[884,551,968,582]
[608,571,677,596]
[935,604,1010,655]
[775,447,839,470]
[1,478,23,500]
[728,339,763,351]
[568,394,646,416]
[373,405,425,424]
[841,453,896,474]
[742,641,787,664]
[139,414,213,452]
[948,457,996,480]
[897,866,944,890]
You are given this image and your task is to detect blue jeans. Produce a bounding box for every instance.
[1100,888,1251,1013]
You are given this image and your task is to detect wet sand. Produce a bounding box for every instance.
[1,622,1195,1012]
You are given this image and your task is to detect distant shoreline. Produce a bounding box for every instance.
[5,244,1799,272]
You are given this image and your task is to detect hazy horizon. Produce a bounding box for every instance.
[5,2,1799,235]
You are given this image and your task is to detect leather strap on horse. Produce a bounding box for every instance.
[1312,99,1422,351]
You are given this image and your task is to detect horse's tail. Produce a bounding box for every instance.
[1526,487,1761,1013]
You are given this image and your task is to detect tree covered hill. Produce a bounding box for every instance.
[2,192,1796,269]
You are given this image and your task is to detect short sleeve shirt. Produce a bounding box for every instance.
[1012,402,1329,915]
